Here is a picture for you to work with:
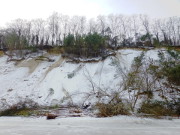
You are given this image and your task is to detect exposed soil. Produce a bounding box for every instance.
[17,58,40,73]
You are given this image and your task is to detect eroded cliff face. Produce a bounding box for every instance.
[0,49,165,109]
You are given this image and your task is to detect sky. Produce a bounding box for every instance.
[0,0,180,26]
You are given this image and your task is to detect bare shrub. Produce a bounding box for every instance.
[95,101,130,117]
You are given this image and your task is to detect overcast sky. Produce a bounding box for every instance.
[0,0,180,26]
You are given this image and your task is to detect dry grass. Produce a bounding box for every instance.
[95,102,130,117]
[48,47,64,54]
[0,51,4,56]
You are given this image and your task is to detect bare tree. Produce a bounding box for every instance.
[32,18,45,46]
[48,12,60,45]
[158,19,169,45]
[88,18,98,33]
[140,15,152,46]
[6,19,30,57]
[97,15,107,35]
[152,19,160,45]
[131,15,140,46]
[61,15,70,41]
[79,16,86,35]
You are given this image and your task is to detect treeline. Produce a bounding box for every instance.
[63,33,107,58]
[0,12,180,57]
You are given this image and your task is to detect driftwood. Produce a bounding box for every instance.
[46,113,81,120]
[7,58,25,62]
[46,114,58,120]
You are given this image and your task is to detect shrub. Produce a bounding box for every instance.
[138,100,174,117]
[158,49,180,86]
[0,100,38,116]
[95,95,130,117]
[167,99,180,116]
[95,102,130,117]
[25,46,38,52]
[165,64,180,86]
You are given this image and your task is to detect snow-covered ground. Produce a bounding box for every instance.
[0,49,164,108]
[0,116,180,135]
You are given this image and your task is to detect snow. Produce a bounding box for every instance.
[0,116,179,135]
[0,49,165,108]
[117,49,142,69]
[0,49,180,135]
